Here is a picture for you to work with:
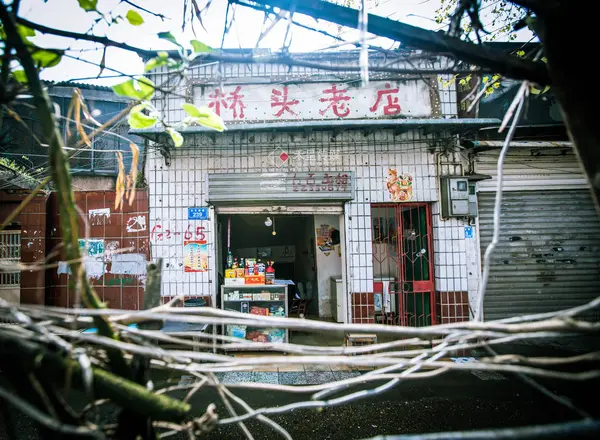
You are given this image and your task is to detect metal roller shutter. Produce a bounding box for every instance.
[478,190,600,321]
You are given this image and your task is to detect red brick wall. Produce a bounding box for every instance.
[47,190,150,310]
[436,291,470,323]
[351,292,376,324]
[0,192,48,305]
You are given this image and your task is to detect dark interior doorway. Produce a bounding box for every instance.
[217,214,319,317]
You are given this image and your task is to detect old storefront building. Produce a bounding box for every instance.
[134,50,505,334]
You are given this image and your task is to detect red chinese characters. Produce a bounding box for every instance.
[319,84,351,117]
[291,173,350,192]
[335,173,350,191]
[271,86,299,117]
[321,173,334,191]
[151,224,206,242]
[369,83,401,116]
[208,85,246,119]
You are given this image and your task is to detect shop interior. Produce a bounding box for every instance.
[217,213,344,345]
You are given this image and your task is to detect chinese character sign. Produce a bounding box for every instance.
[195,80,432,122]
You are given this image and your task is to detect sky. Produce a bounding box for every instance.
[17,0,533,86]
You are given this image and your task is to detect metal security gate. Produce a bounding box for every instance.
[0,230,21,304]
[478,190,600,321]
[371,204,435,326]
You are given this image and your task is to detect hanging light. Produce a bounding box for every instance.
[272,217,276,235]
[264,217,273,227]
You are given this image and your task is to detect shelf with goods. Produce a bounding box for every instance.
[221,284,289,348]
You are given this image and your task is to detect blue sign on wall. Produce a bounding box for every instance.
[188,207,209,220]
[464,226,474,239]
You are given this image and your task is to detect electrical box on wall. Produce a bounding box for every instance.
[440,177,472,218]
[468,183,478,218]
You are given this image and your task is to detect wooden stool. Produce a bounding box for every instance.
[345,333,378,347]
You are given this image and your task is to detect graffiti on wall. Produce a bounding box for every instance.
[386,169,413,202]
[151,224,206,242]
[126,215,147,232]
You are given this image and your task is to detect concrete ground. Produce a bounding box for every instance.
[2,362,598,440]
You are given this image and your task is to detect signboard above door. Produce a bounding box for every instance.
[207,172,354,203]
[193,81,433,123]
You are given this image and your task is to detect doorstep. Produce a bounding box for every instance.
[181,358,462,386]
[226,353,456,373]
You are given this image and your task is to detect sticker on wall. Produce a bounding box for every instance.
[79,238,105,256]
[464,226,474,239]
[386,168,413,202]
[183,240,208,272]
[89,208,111,226]
[316,224,334,256]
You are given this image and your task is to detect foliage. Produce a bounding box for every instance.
[125,9,144,26]
[435,0,531,42]
[0,156,43,188]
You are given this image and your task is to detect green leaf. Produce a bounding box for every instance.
[17,25,35,40]
[126,10,144,26]
[184,104,225,132]
[77,0,98,12]
[144,51,172,72]
[158,31,181,47]
[12,70,27,84]
[182,103,212,118]
[166,128,183,147]
[190,40,212,53]
[31,49,62,68]
[112,77,155,100]
[127,104,158,129]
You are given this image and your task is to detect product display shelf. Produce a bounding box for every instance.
[221,284,288,350]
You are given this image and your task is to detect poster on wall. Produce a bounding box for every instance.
[386,168,413,202]
[316,224,333,256]
[183,240,208,272]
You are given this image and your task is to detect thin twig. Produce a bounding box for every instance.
[474,83,528,321]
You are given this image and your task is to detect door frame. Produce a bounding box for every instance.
[371,202,436,325]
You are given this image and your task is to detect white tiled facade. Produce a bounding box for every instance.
[146,52,474,323]
[147,129,472,320]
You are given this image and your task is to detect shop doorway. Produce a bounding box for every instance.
[217,214,322,317]
[371,203,436,326]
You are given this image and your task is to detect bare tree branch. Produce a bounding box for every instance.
[15,16,158,58]
[240,0,550,85]
[121,0,167,21]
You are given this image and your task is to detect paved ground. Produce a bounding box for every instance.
[2,363,598,440]
[2,333,599,439]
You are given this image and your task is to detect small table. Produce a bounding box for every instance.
[161,321,210,352]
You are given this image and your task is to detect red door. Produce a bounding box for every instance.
[371,203,436,326]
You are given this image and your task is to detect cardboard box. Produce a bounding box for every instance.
[224,278,245,286]
[235,268,245,278]
[225,269,236,278]
[245,275,265,285]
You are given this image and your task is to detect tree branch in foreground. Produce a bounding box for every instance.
[0,331,190,423]
[15,16,158,58]
[241,0,550,85]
